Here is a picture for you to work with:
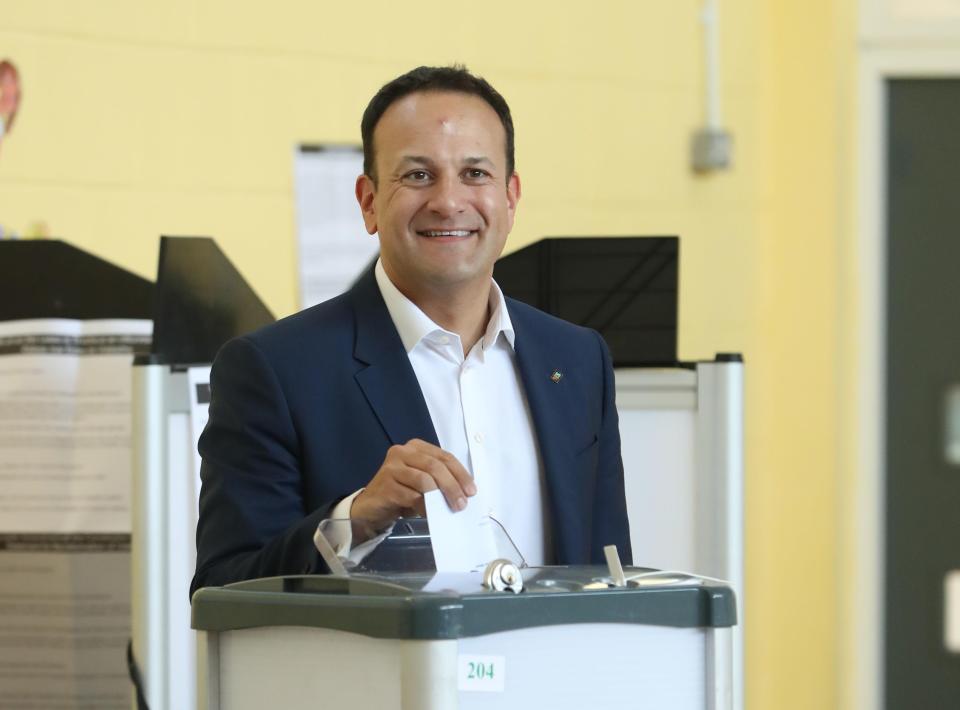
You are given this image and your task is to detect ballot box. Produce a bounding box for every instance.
[191,564,736,710]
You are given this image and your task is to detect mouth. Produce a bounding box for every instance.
[416,229,478,238]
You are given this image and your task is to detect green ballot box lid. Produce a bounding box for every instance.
[191,567,737,640]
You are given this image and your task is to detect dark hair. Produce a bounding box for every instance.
[360,65,515,183]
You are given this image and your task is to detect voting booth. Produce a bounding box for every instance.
[496,238,744,708]
[616,358,744,707]
[192,524,736,710]
[0,240,153,709]
[131,236,273,710]
[132,235,743,710]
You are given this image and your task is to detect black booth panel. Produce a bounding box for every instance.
[0,240,153,321]
[494,237,679,367]
[151,236,274,365]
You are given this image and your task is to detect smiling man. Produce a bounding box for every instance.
[191,66,631,594]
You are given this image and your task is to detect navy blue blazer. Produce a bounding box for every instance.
[191,269,631,596]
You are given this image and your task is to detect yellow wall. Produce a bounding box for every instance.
[753,2,856,708]
[0,2,856,708]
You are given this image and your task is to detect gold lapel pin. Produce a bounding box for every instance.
[550,369,563,383]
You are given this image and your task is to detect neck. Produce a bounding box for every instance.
[418,287,491,355]
[385,267,493,355]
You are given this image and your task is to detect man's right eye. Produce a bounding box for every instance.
[404,170,430,181]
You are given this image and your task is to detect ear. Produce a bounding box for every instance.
[355,174,378,235]
[505,172,521,231]
[0,62,22,133]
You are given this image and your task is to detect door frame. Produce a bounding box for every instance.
[850,46,960,710]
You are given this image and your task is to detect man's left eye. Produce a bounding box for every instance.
[465,169,488,179]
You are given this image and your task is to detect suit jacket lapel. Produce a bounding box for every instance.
[349,269,440,448]
[508,301,588,564]
[347,275,586,562]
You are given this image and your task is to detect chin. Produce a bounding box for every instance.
[422,265,485,288]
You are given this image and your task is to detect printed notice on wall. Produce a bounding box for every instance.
[0,318,152,533]
[0,543,132,709]
[293,144,379,309]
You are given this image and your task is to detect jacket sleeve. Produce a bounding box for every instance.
[589,330,633,566]
[190,336,336,598]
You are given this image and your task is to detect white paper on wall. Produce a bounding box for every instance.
[294,145,379,309]
[0,317,150,709]
[0,318,152,534]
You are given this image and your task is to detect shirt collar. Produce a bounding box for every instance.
[374,259,515,354]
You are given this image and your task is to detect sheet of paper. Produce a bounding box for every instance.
[294,145,380,308]
[0,318,149,709]
[0,318,152,533]
[424,489,498,572]
[0,541,131,709]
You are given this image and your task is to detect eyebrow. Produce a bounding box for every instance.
[398,155,434,167]
[463,156,495,168]
[396,155,496,169]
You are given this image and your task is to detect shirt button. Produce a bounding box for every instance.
[439,335,450,344]
[474,432,484,444]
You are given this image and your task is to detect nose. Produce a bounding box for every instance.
[426,174,466,217]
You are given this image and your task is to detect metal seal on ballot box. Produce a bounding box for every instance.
[482,558,523,594]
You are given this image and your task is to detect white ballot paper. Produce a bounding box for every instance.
[424,489,498,572]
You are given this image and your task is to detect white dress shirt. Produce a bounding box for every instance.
[329,259,550,566]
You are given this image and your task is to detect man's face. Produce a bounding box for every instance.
[356,91,520,301]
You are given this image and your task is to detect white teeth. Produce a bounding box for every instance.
[419,230,473,237]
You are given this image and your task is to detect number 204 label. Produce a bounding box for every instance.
[457,655,506,692]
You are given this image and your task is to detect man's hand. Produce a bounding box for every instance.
[351,439,477,532]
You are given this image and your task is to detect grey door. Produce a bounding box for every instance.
[885,78,960,708]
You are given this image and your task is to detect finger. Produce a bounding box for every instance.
[360,471,422,514]
[402,441,477,497]
[393,464,439,494]
[435,449,477,496]
[401,452,469,512]
[389,474,428,503]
